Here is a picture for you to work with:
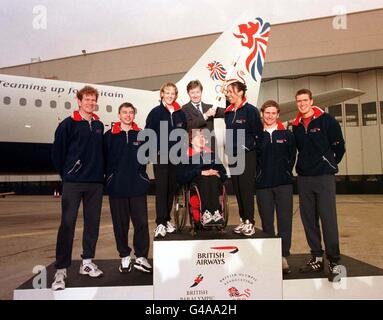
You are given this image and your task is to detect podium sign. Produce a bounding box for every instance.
[154,238,282,300]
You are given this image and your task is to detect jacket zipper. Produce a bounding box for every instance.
[322,156,337,170]
[126,131,129,144]
[231,108,237,124]
[170,110,174,127]
[88,120,92,131]
[67,160,81,174]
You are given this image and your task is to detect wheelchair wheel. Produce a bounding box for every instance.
[188,184,200,235]
[173,185,187,232]
[217,184,229,231]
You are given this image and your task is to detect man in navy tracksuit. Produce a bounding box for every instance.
[224,81,263,236]
[292,88,345,282]
[256,100,296,274]
[104,103,151,274]
[51,86,104,290]
[145,82,187,238]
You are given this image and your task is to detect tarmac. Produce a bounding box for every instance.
[0,194,382,300]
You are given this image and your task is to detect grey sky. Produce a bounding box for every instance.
[1,0,383,68]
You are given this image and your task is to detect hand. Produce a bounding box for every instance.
[208,108,216,117]
[201,169,220,177]
[204,108,216,118]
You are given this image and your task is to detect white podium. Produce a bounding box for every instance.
[153,227,282,300]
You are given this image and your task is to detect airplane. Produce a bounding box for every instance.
[0,11,364,183]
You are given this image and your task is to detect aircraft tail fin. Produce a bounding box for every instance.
[176,13,271,107]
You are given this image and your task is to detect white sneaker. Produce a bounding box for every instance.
[154,224,167,237]
[79,261,103,278]
[119,256,132,273]
[212,210,224,223]
[201,210,213,225]
[166,221,176,233]
[233,219,245,234]
[241,220,255,236]
[52,268,67,291]
[134,257,152,273]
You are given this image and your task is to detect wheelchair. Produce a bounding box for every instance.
[173,181,229,235]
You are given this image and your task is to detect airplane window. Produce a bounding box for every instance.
[19,98,27,106]
[362,102,377,126]
[3,96,11,105]
[345,104,359,127]
[35,99,42,107]
[95,104,99,111]
[50,100,57,109]
[106,105,112,113]
[65,102,71,109]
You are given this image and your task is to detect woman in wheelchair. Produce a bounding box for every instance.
[177,129,227,226]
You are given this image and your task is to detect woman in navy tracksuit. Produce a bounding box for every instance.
[256,100,296,274]
[145,82,187,237]
[224,81,263,236]
[104,103,151,274]
[177,129,226,225]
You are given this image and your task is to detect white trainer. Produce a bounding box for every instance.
[79,261,103,278]
[166,221,176,233]
[201,210,213,225]
[119,256,133,273]
[154,224,167,237]
[52,268,67,291]
[134,257,152,273]
[233,219,245,234]
[241,220,255,236]
[212,210,224,223]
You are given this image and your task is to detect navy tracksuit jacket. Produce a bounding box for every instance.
[256,121,296,189]
[104,122,150,198]
[51,111,104,183]
[292,106,345,176]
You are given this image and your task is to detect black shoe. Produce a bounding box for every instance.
[299,256,324,273]
[328,262,342,282]
[282,257,291,275]
[283,267,291,275]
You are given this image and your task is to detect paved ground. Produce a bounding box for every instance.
[0,194,382,300]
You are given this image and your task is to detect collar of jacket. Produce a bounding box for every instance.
[111,121,140,134]
[187,146,212,157]
[264,120,286,131]
[225,98,248,113]
[72,110,100,122]
[292,106,324,126]
[161,101,182,112]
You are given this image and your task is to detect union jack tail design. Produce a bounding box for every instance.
[207,61,227,81]
[233,17,270,82]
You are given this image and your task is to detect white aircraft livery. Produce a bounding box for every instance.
[0,11,363,180]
